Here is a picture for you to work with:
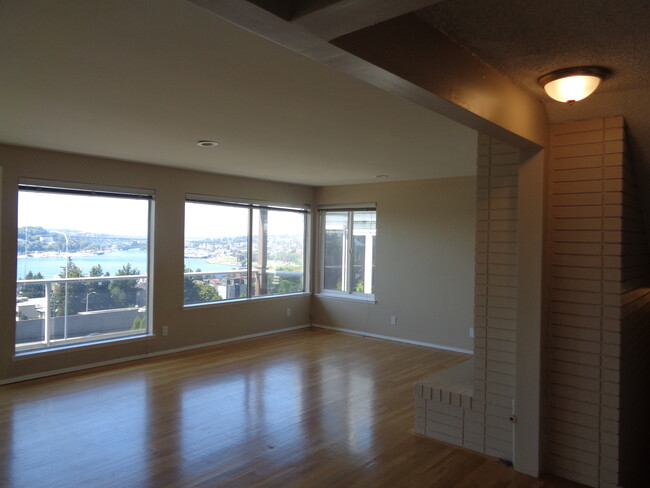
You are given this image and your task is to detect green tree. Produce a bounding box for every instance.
[86,264,111,311]
[196,281,220,302]
[267,272,303,295]
[89,265,105,276]
[54,259,86,316]
[183,267,221,305]
[131,316,146,330]
[109,263,140,308]
[20,271,45,298]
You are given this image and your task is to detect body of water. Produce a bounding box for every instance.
[17,250,234,279]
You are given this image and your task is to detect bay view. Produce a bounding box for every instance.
[17,249,234,279]
[15,188,306,353]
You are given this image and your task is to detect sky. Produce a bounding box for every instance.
[184,203,248,239]
[185,202,305,239]
[18,191,150,237]
[18,192,305,239]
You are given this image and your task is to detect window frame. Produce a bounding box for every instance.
[183,194,311,307]
[318,204,377,302]
[15,180,155,355]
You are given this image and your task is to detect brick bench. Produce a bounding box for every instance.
[414,359,480,449]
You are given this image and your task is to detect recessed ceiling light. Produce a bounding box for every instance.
[197,140,219,147]
[538,66,611,103]
[375,174,389,179]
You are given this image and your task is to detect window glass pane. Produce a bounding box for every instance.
[351,211,376,294]
[323,211,347,291]
[351,234,366,293]
[252,209,305,297]
[184,203,249,304]
[16,189,150,352]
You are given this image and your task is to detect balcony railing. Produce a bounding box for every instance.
[16,274,148,352]
[16,269,304,352]
[183,269,304,303]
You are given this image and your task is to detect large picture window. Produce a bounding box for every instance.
[184,197,308,306]
[321,207,376,297]
[15,183,153,353]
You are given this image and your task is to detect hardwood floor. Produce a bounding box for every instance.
[0,328,585,488]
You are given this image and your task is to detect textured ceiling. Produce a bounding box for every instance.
[418,0,650,165]
[0,0,476,187]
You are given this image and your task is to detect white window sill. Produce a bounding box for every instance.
[14,332,152,359]
[315,292,376,303]
[182,291,311,310]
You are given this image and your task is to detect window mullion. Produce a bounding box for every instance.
[303,213,308,293]
[320,212,326,293]
[147,199,154,334]
[247,207,253,298]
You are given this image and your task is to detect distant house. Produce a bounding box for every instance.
[16,297,47,320]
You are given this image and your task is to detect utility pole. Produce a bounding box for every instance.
[85,291,96,312]
[52,231,84,341]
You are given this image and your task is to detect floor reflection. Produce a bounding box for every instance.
[179,361,306,478]
[0,331,483,488]
[5,377,148,488]
[321,360,376,456]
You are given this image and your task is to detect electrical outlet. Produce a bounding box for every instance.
[286,307,292,317]
[390,315,397,326]
[469,327,474,338]
[162,326,169,336]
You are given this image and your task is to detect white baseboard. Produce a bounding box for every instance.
[2,324,470,385]
[145,324,311,358]
[1,324,311,385]
[312,324,473,355]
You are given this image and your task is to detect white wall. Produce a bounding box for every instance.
[312,176,476,352]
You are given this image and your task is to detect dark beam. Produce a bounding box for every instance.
[292,0,445,41]
[247,0,298,20]
[331,14,548,147]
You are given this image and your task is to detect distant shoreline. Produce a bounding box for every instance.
[17,249,235,279]
[17,249,126,259]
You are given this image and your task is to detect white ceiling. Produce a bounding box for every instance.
[0,0,477,187]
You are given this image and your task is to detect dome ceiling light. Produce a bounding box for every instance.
[538,66,611,104]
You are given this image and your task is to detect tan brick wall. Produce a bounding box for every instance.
[474,134,519,460]
[414,359,473,447]
[418,119,648,487]
[546,117,628,488]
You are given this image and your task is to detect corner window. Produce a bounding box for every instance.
[184,197,308,306]
[321,207,376,297]
[16,183,153,353]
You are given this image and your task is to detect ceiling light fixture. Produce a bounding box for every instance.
[375,174,389,179]
[538,66,610,104]
[197,140,219,147]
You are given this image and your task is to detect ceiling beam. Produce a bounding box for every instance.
[291,0,446,41]
[331,13,548,147]
[246,0,297,20]
[186,1,548,149]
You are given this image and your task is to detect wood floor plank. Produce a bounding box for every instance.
[0,328,586,487]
